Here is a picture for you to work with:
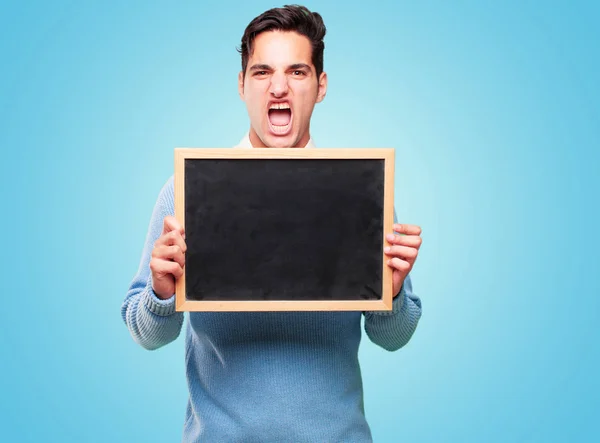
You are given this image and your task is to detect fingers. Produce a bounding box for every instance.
[393,223,421,236]
[387,256,411,273]
[152,244,186,267]
[384,245,418,261]
[150,258,184,279]
[151,216,187,287]
[156,216,187,252]
[162,215,185,238]
[385,223,422,277]
[156,229,187,253]
[385,232,422,249]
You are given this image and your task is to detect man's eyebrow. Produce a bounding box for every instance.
[289,63,311,71]
[248,63,313,72]
[249,64,272,71]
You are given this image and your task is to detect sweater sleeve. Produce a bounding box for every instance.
[121,176,184,350]
[362,208,423,351]
[363,274,422,351]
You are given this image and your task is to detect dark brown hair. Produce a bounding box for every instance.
[237,5,326,79]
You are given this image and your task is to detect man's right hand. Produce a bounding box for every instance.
[150,216,187,299]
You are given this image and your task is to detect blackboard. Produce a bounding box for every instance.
[174,148,394,311]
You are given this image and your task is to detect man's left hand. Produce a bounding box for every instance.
[384,224,422,297]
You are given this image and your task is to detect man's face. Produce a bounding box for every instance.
[238,30,327,148]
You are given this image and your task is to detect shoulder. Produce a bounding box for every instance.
[161,175,174,191]
[158,175,175,198]
[152,175,175,216]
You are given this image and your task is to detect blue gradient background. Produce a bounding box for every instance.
[1,1,598,442]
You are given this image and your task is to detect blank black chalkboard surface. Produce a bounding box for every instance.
[174,147,395,312]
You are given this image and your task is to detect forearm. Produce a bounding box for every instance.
[363,274,422,351]
[121,176,183,350]
[121,278,184,350]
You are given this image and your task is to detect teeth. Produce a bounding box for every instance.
[271,122,290,133]
[269,102,290,110]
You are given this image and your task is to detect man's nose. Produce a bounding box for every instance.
[269,72,288,97]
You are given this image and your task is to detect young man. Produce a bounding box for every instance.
[121,5,423,442]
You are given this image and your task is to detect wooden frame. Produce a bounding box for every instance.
[174,147,395,312]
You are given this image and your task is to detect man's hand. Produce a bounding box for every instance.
[384,224,422,297]
[150,216,187,299]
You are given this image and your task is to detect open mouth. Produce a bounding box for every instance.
[267,102,292,134]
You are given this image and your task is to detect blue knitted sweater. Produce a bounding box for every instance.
[121,175,422,442]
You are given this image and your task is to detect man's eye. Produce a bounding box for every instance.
[293,70,306,76]
[254,71,267,76]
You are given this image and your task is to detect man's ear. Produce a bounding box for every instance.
[238,71,245,100]
[316,71,327,103]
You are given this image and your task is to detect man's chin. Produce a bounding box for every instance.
[261,132,297,148]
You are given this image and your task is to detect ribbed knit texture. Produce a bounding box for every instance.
[121,175,422,442]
